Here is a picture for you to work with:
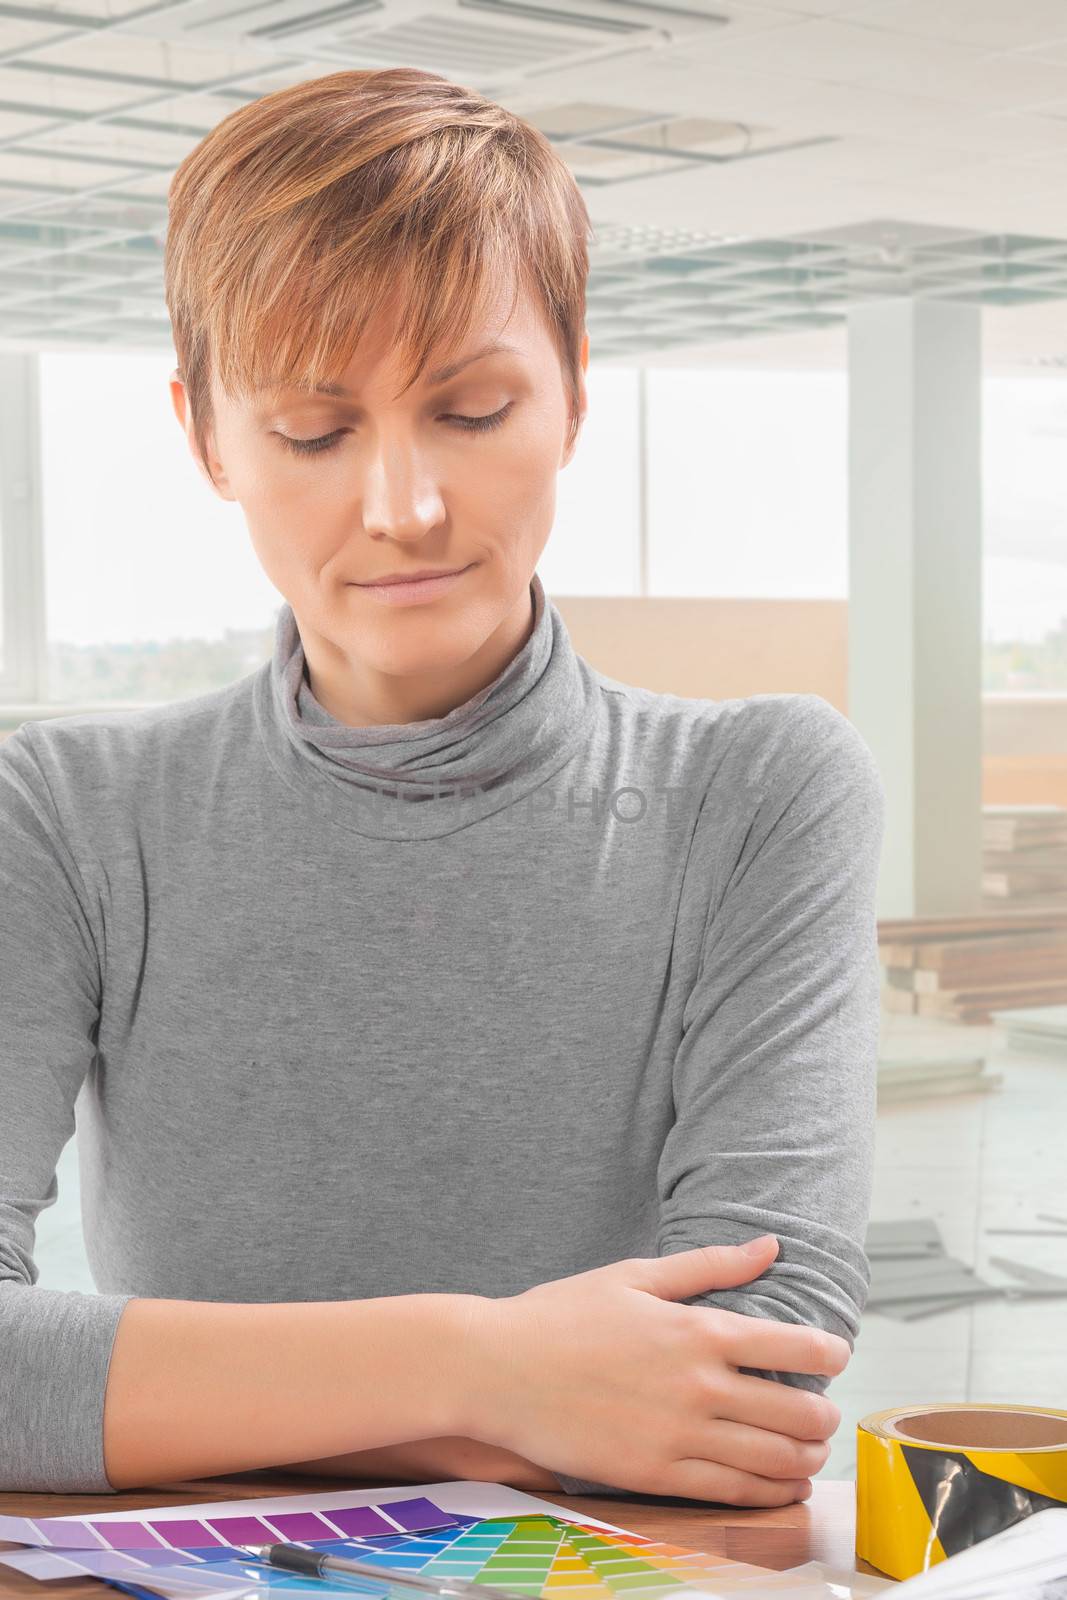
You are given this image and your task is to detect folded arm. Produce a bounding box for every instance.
[557,697,886,1495]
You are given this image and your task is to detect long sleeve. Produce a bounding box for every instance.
[555,695,885,1496]
[0,726,133,1491]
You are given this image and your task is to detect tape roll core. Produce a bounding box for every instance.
[890,1408,1067,1450]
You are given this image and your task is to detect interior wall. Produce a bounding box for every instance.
[552,595,848,705]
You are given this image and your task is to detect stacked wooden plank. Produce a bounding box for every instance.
[879,909,1067,1024]
[982,803,1067,908]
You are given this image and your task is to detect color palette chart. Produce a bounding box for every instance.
[115,1513,745,1599]
[0,1489,761,1600]
[0,1493,457,1554]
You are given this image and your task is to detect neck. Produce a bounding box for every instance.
[298,582,536,728]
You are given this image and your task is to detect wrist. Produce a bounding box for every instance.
[440,1294,513,1446]
[434,1294,500,1439]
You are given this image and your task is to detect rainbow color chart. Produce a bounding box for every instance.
[0,1491,761,1600]
[122,1512,743,1599]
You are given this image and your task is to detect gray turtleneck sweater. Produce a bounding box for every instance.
[0,574,885,1495]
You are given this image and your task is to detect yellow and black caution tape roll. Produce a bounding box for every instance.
[856,1402,1067,1580]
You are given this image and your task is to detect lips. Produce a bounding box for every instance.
[359,566,468,586]
[351,564,475,606]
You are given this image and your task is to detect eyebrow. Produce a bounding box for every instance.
[272,341,522,398]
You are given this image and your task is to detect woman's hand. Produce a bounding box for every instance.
[279,1436,561,1492]
[466,1235,848,1506]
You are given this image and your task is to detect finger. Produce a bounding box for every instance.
[640,1238,780,1302]
[708,1309,851,1377]
[685,1418,830,1481]
[711,1370,841,1441]
[667,1459,813,1508]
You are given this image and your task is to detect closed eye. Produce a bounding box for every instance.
[278,402,515,457]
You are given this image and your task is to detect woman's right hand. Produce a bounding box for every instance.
[463,1235,849,1505]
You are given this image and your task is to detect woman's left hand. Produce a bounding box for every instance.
[278,1435,562,1491]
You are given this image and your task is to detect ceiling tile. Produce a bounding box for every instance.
[838,0,1067,52]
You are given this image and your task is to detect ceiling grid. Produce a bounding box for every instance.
[4,0,1067,362]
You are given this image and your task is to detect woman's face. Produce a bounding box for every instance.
[170,276,588,720]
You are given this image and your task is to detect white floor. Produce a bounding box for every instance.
[31,1003,1067,1483]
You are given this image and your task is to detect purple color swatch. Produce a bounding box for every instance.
[206,1516,284,1547]
[91,1523,168,1551]
[0,1495,458,1555]
[30,1520,108,1550]
[146,1521,227,1549]
[378,1498,453,1532]
[264,1513,344,1542]
[323,1505,402,1538]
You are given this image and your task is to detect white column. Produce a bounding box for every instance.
[0,352,47,703]
[846,298,983,920]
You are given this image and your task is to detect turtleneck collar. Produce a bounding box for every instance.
[252,571,601,841]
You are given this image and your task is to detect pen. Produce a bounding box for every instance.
[236,1542,529,1600]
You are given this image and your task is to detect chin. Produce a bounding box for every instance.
[359,630,482,674]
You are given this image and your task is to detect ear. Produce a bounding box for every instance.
[560,330,589,470]
[169,367,236,502]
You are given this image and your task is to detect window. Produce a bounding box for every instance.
[646,367,848,599]
[982,375,1067,693]
[40,351,279,705]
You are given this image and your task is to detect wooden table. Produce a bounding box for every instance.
[0,1475,883,1599]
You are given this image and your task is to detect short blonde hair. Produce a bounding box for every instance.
[163,67,593,485]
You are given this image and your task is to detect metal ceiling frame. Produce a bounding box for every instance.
[3,1,1067,350]
[0,0,841,347]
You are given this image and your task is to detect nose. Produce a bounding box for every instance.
[360,427,446,543]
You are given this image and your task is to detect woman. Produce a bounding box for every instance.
[0,67,884,1501]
